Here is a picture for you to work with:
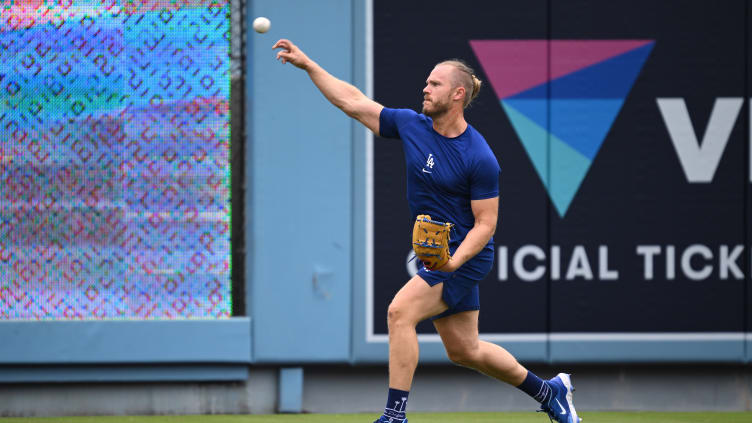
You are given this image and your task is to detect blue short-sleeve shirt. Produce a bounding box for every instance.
[379,107,500,275]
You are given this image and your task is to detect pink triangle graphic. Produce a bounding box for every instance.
[469,40,547,100]
[470,40,654,99]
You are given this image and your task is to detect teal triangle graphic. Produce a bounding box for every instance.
[492,42,653,216]
[502,99,593,216]
[501,100,548,185]
[549,136,592,216]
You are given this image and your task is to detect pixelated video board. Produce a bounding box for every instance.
[0,0,232,319]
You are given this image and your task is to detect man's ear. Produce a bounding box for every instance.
[454,86,466,102]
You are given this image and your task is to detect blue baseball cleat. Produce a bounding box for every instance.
[538,373,581,423]
[373,417,407,423]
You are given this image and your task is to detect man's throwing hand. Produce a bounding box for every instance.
[273,39,312,70]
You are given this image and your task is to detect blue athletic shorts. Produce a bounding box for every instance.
[417,252,493,320]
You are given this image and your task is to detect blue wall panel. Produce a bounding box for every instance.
[0,318,251,364]
[550,336,745,363]
[0,365,248,383]
[248,0,353,362]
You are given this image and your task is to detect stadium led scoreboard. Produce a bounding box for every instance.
[0,0,232,320]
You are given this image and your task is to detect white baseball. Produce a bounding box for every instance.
[253,16,271,33]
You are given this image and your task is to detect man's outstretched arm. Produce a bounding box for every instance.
[273,38,383,135]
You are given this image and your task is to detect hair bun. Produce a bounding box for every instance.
[470,75,482,102]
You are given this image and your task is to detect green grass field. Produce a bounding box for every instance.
[2,413,751,423]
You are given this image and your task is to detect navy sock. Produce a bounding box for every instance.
[382,388,409,421]
[516,371,552,404]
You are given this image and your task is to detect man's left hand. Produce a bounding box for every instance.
[433,257,460,273]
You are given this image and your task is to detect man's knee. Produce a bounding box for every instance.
[445,344,480,367]
[387,302,415,328]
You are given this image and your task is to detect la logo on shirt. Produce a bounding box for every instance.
[422,153,435,174]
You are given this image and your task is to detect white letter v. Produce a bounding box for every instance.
[657,97,742,182]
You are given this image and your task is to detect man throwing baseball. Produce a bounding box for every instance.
[272,38,581,423]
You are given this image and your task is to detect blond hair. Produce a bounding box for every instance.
[437,59,482,108]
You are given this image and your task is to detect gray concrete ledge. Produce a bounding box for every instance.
[304,364,752,413]
[1,364,750,417]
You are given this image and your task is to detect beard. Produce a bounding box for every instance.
[422,97,451,118]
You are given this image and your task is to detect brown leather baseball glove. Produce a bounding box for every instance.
[412,214,453,270]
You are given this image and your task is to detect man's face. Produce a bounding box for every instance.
[422,64,457,117]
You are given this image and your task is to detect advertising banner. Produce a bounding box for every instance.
[371,0,748,337]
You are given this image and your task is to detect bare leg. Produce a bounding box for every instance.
[433,310,528,385]
[434,311,582,422]
[387,275,448,390]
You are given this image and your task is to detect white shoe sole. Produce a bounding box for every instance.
[557,373,581,422]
